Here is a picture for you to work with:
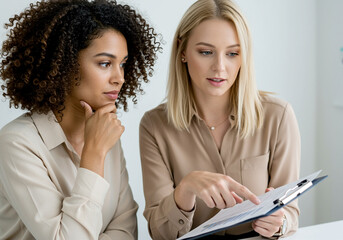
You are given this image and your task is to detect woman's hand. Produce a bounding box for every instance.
[252,188,285,238]
[174,171,260,211]
[80,101,124,177]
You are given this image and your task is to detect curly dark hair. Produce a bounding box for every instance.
[0,0,162,117]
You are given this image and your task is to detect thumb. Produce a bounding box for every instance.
[80,101,93,120]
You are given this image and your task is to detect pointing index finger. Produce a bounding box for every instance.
[229,179,261,205]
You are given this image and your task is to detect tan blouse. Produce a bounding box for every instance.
[139,95,300,239]
[0,111,138,239]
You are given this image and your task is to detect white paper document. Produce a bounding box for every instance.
[177,171,323,240]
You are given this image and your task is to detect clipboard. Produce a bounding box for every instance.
[177,170,328,240]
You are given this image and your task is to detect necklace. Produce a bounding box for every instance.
[205,116,229,131]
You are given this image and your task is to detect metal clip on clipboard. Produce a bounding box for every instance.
[273,179,313,206]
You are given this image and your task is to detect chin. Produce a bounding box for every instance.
[208,91,229,97]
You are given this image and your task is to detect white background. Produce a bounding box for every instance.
[0,1,342,239]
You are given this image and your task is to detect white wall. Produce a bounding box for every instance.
[316,0,343,224]
[0,1,341,239]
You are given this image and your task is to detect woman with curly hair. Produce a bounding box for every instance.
[0,0,161,239]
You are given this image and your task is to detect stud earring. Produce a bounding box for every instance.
[181,57,186,62]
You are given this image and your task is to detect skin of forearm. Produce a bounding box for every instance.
[80,146,106,177]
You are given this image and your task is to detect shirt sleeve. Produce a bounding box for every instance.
[0,131,109,240]
[139,112,195,240]
[268,103,301,236]
[100,144,138,240]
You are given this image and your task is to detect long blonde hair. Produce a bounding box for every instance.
[166,0,263,138]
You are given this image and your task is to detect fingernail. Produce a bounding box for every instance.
[80,101,84,107]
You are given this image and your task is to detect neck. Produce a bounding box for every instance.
[194,93,231,125]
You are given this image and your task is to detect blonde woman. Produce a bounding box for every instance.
[139,0,300,239]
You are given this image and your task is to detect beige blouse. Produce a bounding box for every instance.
[139,95,300,239]
[0,111,138,240]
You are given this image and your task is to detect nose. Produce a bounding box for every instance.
[212,54,225,72]
[110,65,125,85]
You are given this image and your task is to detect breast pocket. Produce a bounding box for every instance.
[240,152,270,195]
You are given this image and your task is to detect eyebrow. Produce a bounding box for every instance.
[195,42,240,48]
[93,52,128,61]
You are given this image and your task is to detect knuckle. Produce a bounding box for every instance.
[272,226,280,234]
[238,185,247,193]
[217,178,227,187]
[224,175,233,182]
[199,189,209,198]
[276,219,283,226]
[97,108,105,115]
[214,181,223,190]
[208,185,218,194]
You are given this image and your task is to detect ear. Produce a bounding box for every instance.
[178,38,187,63]
[181,52,187,63]
[177,37,182,48]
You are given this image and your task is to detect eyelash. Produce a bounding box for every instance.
[200,50,212,56]
[120,62,126,68]
[228,52,239,57]
[99,62,111,68]
[98,62,126,68]
[199,51,239,57]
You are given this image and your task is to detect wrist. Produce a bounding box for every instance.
[174,181,196,212]
[80,147,106,177]
[272,215,287,238]
[82,144,107,160]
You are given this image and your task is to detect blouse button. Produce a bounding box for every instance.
[179,219,184,225]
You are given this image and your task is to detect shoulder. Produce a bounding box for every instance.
[0,113,42,163]
[0,113,46,155]
[261,94,288,110]
[140,103,167,125]
[0,113,37,143]
[260,94,295,116]
[139,103,174,139]
[260,94,297,126]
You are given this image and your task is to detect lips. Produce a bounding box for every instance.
[104,90,119,100]
[207,77,227,87]
[207,77,226,82]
